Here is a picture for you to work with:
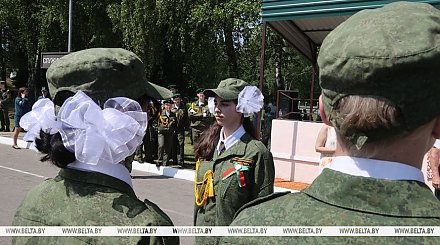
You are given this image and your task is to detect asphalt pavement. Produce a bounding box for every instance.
[0,143,195,245]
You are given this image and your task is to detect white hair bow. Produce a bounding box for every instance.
[207,86,264,117]
[20,91,148,166]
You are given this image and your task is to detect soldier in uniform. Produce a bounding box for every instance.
[188,88,213,143]
[135,96,161,163]
[171,93,188,166]
[222,2,440,244]
[0,84,10,132]
[193,78,275,245]
[167,84,178,95]
[12,48,178,245]
[157,99,177,166]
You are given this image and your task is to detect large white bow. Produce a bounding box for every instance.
[20,91,148,166]
[207,86,264,117]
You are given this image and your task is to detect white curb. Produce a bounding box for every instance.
[1,136,298,193]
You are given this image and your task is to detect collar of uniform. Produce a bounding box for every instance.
[213,132,251,162]
[329,156,424,182]
[197,101,204,106]
[303,169,440,218]
[58,167,136,197]
[67,160,133,188]
[216,125,246,153]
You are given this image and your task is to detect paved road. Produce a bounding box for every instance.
[0,143,194,244]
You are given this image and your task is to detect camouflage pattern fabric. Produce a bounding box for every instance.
[188,101,213,143]
[318,2,440,148]
[12,168,178,245]
[47,48,172,105]
[194,133,275,245]
[220,169,440,245]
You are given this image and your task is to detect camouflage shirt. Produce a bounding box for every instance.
[13,168,179,245]
[220,169,440,245]
[194,133,275,244]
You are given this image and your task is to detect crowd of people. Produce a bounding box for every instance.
[7,1,440,244]
[133,86,214,167]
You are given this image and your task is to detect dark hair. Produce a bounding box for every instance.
[35,130,75,168]
[194,116,256,161]
[17,87,27,97]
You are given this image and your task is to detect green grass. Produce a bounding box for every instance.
[184,136,196,166]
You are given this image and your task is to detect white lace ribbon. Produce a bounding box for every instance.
[20,98,57,142]
[207,86,264,117]
[236,86,264,117]
[20,91,148,166]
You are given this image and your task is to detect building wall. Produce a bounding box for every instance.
[270,119,434,191]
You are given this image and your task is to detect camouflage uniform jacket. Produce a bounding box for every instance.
[188,101,213,129]
[221,168,440,245]
[171,104,188,132]
[157,110,176,133]
[12,168,179,245]
[194,133,275,244]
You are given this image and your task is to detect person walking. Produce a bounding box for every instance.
[12,48,177,245]
[222,2,440,244]
[12,87,32,149]
[193,78,275,245]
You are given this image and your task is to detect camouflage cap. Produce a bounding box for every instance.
[318,2,440,147]
[46,48,173,105]
[204,78,248,100]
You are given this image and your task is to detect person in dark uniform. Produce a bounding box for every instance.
[167,84,178,95]
[193,78,275,245]
[135,96,161,163]
[222,3,440,245]
[12,48,178,245]
[157,99,177,166]
[0,85,11,132]
[188,88,213,144]
[171,93,188,166]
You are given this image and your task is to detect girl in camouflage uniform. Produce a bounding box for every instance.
[193,78,275,244]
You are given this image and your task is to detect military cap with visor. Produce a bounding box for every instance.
[172,93,182,99]
[163,99,174,104]
[196,88,205,94]
[318,1,440,148]
[46,48,173,106]
[204,78,248,100]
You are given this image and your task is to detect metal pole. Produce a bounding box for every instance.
[68,0,72,52]
[256,22,267,139]
[308,64,316,120]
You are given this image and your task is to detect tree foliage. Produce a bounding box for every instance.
[0,0,312,102]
